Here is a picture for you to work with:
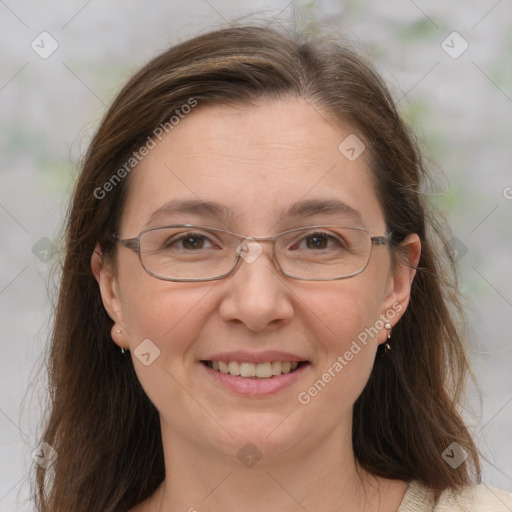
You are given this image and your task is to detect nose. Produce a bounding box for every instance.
[217,240,294,332]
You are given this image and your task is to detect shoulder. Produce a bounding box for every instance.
[436,483,512,511]
[399,481,512,511]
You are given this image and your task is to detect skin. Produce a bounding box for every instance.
[92,98,421,512]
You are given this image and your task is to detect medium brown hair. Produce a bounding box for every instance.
[33,23,480,512]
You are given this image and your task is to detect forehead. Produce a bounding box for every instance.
[120,98,385,235]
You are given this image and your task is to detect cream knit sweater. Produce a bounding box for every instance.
[397,481,512,511]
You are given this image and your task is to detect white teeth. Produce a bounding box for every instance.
[228,361,240,375]
[208,360,302,378]
[239,362,255,377]
[255,362,272,378]
[271,361,282,375]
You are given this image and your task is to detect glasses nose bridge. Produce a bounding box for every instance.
[233,233,282,272]
[237,233,278,253]
[246,234,278,246]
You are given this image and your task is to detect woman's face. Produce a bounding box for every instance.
[98,98,418,461]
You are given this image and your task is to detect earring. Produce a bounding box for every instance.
[384,322,392,352]
[114,327,127,354]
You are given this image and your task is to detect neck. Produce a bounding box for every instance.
[142,418,404,512]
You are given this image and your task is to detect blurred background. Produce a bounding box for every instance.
[1,0,511,509]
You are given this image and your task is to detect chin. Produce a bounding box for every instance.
[212,409,313,460]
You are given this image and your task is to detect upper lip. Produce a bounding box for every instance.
[201,351,307,364]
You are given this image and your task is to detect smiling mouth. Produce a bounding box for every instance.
[201,360,308,378]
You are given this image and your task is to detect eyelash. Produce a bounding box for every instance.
[163,231,346,251]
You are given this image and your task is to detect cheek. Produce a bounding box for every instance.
[118,263,215,358]
[305,277,384,351]
[120,279,216,412]
[297,281,384,408]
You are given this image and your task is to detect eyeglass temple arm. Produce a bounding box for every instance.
[112,233,140,251]
[371,236,389,246]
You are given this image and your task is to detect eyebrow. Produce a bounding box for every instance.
[284,199,363,224]
[145,198,363,227]
[145,199,234,227]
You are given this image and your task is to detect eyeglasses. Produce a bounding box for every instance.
[112,224,389,282]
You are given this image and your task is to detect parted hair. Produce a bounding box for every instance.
[34,23,480,512]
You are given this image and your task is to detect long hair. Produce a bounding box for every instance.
[33,23,480,512]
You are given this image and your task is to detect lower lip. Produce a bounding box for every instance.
[200,362,309,397]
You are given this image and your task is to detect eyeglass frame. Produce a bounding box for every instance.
[112,224,390,282]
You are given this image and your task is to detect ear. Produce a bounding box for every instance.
[91,244,128,346]
[377,233,421,344]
